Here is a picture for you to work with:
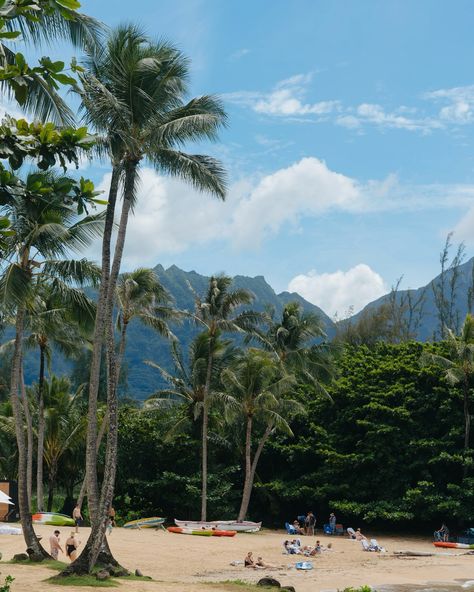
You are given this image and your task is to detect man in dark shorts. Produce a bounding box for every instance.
[72,503,83,533]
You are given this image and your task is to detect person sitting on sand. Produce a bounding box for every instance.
[355,528,366,541]
[293,520,304,535]
[65,532,80,562]
[256,556,276,568]
[245,551,255,567]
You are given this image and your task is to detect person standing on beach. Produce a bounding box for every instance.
[72,503,82,533]
[329,512,336,534]
[305,511,316,536]
[65,532,80,562]
[49,530,63,560]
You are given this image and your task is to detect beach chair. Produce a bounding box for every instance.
[323,523,332,535]
[361,539,374,552]
[335,523,344,535]
[285,522,298,535]
[347,527,356,539]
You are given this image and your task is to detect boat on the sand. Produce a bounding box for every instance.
[433,541,474,549]
[174,519,261,532]
[32,512,75,526]
[124,517,165,529]
[168,526,236,537]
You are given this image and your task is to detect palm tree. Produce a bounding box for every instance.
[422,313,474,459]
[42,376,86,511]
[258,302,333,396]
[116,268,176,385]
[220,348,301,521]
[0,176,102,556]
[24,282,94,512]
[191,275,257,520]
[145,333,235,438]
[73,24,228,571]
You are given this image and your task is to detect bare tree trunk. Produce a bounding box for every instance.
[237,416,253,521]
[82,161,135,572]
[237,424,272,521]
[36,345,46,512]
[10,309,48,557]
[201,347,214,521]
[65,167,121,576]
[46,461,57,512]
[77,413,108,510]
[20,362,33,512]
[84,167,120,527]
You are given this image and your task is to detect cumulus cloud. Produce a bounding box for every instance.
[227,76,474,133]
[288,264,387,317]
[86,157,474,269]
[225,73,341,118]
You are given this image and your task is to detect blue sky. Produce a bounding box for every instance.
[74,0,474,316]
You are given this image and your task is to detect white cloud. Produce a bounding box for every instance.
[288,264,387,317]
[225,73,341,118]
[87,158,474,269]
[227,76,474,133]
[425,85,474,124]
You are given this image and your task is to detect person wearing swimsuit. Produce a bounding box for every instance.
[65,532,79,561]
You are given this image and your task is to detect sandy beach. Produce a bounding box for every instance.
[1,525,473,592]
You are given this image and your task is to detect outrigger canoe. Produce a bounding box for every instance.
[124,517,165,529]
[32,512,75,527]
[433,542,474,549]
[174,519,261,533]
[168,526,236,537]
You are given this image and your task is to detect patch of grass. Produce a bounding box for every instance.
[46,575,119,587]
[4,559,66,571]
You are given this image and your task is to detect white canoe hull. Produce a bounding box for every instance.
[174,519,261,532]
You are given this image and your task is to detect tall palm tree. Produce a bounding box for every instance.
[145,333,235,438]
[220,348,300,521]
[0,176,103,556]
[191,275,257,520]
[422,313,474,459]
[24,282,95,512]
[115,268,176,385]
[258,302,334,396]
[73,24,228,571]
[42,376,86,511]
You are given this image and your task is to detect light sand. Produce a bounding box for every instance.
[0,525,473,592]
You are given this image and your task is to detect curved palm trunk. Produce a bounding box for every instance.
[237,424,272,521]
[10,309,48,557]
[65,166,121,576]
[20,363,33,512]
[201,347,214,521]
[85,166,120,523]
[36,344,46,512]
[78,161,136,573]
[77,414,108,510]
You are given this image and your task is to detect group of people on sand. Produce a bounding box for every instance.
[291,511,337,535]
[244,551,276,569]
[283,538,332,556]
[49,530,80,561]
[72,502,116,534]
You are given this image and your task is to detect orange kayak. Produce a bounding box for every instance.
[167,526,236,537]
[433,541,474,549]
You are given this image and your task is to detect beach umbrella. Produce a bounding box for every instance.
[0,491,13,505]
